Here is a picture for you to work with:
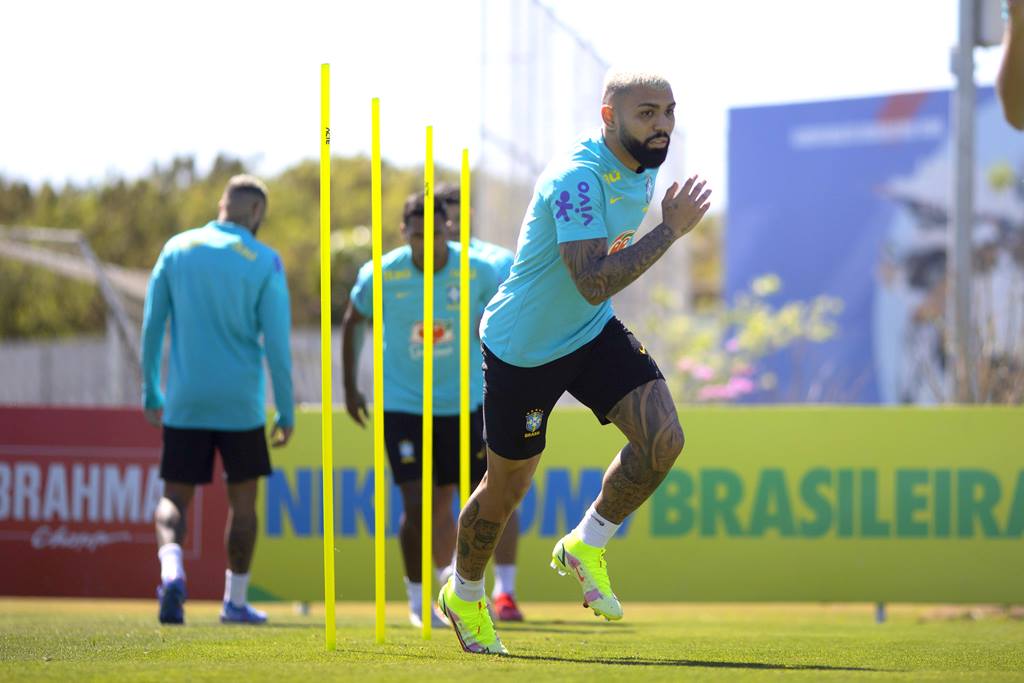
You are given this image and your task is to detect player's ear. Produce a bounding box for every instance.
[601,103,616,129]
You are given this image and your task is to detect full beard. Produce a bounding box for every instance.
[620,129,670,169]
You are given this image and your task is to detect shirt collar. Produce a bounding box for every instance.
[210,220,251,234]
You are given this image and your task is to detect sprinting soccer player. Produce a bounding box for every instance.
[140,175,295,625]
[438,71,711,654]
[342,192,501,627]
[435,183,524,622]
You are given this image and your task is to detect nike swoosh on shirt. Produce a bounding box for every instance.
[609,196,623,204]
[395,291,410,299]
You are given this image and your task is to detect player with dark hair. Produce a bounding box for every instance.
[438,71,711,654]
[142,174,294,625]
[342,192,501,627]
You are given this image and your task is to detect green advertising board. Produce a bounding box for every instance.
[252,407,1024,603]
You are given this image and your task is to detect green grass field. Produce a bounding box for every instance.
[2,600,1022,682]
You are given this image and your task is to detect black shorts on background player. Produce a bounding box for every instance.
[482,317,663,460]
[384,408,486,486]
[161,426,272,484]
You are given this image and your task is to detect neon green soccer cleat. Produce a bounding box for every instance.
[437,577,508,655]
[550,532,623,621]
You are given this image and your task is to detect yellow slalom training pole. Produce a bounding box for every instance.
[318,62,336,652]
[371,98,386,645]
[421,126,434,639]
[459,150,471,508]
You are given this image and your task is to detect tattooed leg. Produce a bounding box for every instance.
[595,379,685,524]
[455,450,540,581]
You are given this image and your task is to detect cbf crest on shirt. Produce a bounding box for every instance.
[350,242,500,415]
[480,132,659,367]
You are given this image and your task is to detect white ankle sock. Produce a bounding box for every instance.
[493,564,517,597]
[158,543,184,583]
[224,570,249,606]
[437,562,454,587]
[405,577,422,613]
[452,570,485,603]
[574,503,621,548]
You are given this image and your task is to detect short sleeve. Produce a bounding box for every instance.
[546,167,607,244]
[350,261,373,317]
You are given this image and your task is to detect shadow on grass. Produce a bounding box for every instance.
[498,623,635,635]
[505,653,883,672]
[341,648,883,672]
[501,619,629,627]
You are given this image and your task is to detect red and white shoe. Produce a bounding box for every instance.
[492,592,524,622]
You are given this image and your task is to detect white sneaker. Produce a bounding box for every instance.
[409,602,450,628]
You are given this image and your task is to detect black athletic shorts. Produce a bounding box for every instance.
[161,425,272,485]
[482,317,664,460]
[384,408,486,486]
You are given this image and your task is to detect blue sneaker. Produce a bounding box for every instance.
[157,578,186,625]
[220,601,267,625]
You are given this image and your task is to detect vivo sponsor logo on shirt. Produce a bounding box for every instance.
[0,461,163,550]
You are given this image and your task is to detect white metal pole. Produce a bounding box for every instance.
[949,0,976,403]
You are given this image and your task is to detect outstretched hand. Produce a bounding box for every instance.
[661,175,712,239]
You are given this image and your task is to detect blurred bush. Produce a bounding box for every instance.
[642,274,844,403]
[0,155,454,339]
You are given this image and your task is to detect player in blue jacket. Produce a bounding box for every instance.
[141,175,294,626]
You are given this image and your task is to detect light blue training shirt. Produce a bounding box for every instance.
[470,237,514,284]
[480,132,659,367]
[141,220,294,430]
[350,242,500,415]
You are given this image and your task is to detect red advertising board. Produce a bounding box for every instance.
[0,407,228,599]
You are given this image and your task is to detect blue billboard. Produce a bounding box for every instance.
[728,88,1024,403]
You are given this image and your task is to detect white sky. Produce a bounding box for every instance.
[0,0,1005,201]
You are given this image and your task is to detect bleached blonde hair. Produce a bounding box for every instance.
[224,174,269,204]
[601,69,672,104]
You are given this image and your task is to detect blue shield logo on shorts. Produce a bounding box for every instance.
[399,439,416,464]
[525,409,544,435]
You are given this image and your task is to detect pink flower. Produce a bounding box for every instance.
[676,357,696,372]
[726,376,755,395]
[698,384,735,401]
[732,362,754,376]
[724,337,740,353]
[691,364,715,382]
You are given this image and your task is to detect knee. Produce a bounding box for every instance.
[499,476,531,516]
[155,497,184,527]
[651,420,685,472]
[433,488,455,515]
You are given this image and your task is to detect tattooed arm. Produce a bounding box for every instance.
[560,175,712,305]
